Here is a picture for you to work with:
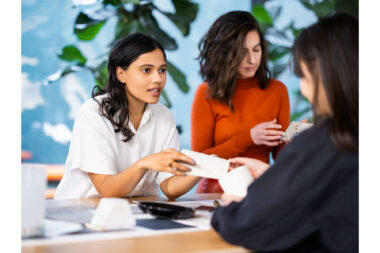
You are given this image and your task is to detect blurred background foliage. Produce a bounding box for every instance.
[47,0,199,134]
[252,0,358,121]
[48,0,358,126]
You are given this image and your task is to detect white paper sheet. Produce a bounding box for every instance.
[180,149,229,179]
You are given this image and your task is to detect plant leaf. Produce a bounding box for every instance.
[58,45,87,64]
[272,63,288,78]
[268,44,290,62]
[115,15,147,39]
[176,125,183,135]
[44,65,87,85]
[166,60,189,93]
[92,60,108,89]
[138,7,177,50]
[300,0,335,17]
[158,0,199,36]
[252,4,273,30]
[74,12,106,41]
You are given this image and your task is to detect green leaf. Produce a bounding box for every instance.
[115,16,147,39]
[252,4,273,30]
[300,0,335,17]
[160,89,172,108]
[268,45,290,62]
[159,0,199,36]
[138,7,178,50]
[121,0,140,4]
[74,12,106,41]
[92,60,108,89]
[272,63,288,78]
[166,60,189,93]
[58,45,87,64]
[176,125,183,135]
[103,0,121,6]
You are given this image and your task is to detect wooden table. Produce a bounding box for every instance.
[22,194,250,253]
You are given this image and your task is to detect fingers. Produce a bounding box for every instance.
[165,149,196,165]
[262,140,280,147]
[265,129,284,136]
[264,123,282,129]
[229,157,251,165]
[170,161,191,173]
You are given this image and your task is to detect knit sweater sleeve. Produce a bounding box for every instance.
[191,83,253,159]
[272,81,290,159]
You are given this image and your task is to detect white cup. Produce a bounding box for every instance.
[21,165,46,238]
[218,166,254,197]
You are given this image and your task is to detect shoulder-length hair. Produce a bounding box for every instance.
[92,33,166,142]
[197,11,271,112]
[292,12,358,152]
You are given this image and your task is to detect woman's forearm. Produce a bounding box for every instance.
[88,161,147,197]
[160,175,201,200]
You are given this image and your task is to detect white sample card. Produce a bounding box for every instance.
[180,149,229,179]
[281,121,313,141]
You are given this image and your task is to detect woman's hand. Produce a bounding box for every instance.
[229,157,270,179]
[222,193,244,206]
[137,148,195,176]
[250,118,284,147]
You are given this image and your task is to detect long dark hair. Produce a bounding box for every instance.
[197,11,271,112]
[92,33,166,142]
[292,12,358,152]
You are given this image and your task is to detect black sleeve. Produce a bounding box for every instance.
[211,134,319,251]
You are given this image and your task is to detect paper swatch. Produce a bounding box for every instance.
[281,121,313,141]
[180,149,229,179]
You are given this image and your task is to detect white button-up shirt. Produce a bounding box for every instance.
[55,95,179,199]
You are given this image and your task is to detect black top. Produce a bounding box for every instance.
[211,120,358,252]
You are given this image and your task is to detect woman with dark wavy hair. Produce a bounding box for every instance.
[191,11,290,193]
[211,12,358,252]
[55,33,200,199]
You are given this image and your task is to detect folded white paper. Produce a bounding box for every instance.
[180,149,229,179]
[218,166,254,197]
[281,121,313,141]
[90,198,136,231]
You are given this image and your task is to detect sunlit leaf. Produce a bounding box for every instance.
[252,4,273,30]
[44,66,87,85]
[167,60,189,93]
[74,12,106,41]
[58,45,87,64]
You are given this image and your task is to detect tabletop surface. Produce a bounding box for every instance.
[22,193,251,253]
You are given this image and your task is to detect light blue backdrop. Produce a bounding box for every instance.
[21,0,316,164]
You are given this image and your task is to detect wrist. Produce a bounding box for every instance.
[135,159,148,173]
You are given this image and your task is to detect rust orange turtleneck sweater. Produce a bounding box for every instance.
[191,78,290,193]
